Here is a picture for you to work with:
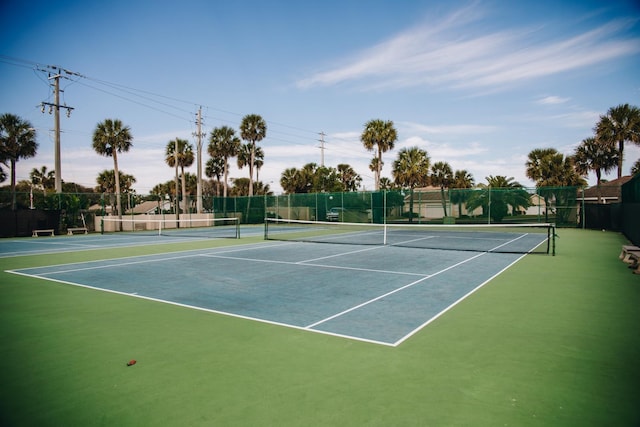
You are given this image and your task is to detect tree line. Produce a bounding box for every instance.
[1,104,639,219]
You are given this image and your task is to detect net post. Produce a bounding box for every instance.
[551,224,556,256]
[383,223,387,245]
[264,218,268,240]
[236,217,240,239]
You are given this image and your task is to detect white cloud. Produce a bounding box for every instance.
[536,96,570,105]
[296,4,640,93]
[399,121,497,135]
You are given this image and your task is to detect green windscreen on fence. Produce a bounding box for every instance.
[261,187,580,227]
[1,186,584,237]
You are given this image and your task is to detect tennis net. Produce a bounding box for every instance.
[264,218,555,255]
[101,217,240,239]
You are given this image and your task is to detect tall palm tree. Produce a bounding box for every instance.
[392,146,430,222]
[361,119,397,190]
[165,138,194,214]
[430,161,453,217]
[450,169,474,218]
[0,113,38,210]
[239,114,267,197]
[573,137,618,187]
[595,103,640,179]
[208,126,241,198]
[92,119,132,222]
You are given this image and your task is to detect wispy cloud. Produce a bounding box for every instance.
[296,4,640,92]
[536,96,570,105]
[399,121,497,135]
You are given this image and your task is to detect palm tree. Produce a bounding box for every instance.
[92,119,132,222]
[525,148,561,185]
[632,159,640,176]
[430,161,454,217]
[205,157,225,197]
[595,103,640,179]
[466,176,531,223]
[30,165,55,197]
[280,167,302,194]
[229,177,271,196]
[526,147,588,220]
[450,169,474,218]
[369,157,382,185]
[239,114,267,197]
[95,169,136,214]
[392,146,430,222]
[0,113,38,210]
[254,146,264,182]
[361,119,398,190]
[379,177,394,190]
[337,163,362,191]
[208,126,241,198]
[165,138,194,214]
[573,137,618,187]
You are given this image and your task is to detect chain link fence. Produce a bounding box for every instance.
[3,184,637,240]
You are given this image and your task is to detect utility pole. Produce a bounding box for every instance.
[194,107,204,214]
[318,132,326,167]
[39,65,78,193]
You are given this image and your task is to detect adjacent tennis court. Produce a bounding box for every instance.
[0,220,262,258]
[8,226,542,345]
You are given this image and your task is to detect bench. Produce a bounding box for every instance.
[620,245,640,275]
[67,227,88,235]
[620,245,640,263]
[627,251,640,275]
[32,229,55,237]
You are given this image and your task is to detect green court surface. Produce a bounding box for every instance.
[1,229,639,426]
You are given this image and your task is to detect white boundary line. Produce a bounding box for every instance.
[305,251,487,329]
[5,234,535,347]
[6,268,396,347]
[392,252,529,346]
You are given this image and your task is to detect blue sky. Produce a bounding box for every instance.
[1,0,639,194]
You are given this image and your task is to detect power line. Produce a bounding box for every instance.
[6,55,376,185]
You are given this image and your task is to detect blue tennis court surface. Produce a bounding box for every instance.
[0,225,264,258]
[7,239,531,346]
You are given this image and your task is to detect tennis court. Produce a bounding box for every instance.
[7,226,544,346]
[0,221,263,258]
[2,224,640,427]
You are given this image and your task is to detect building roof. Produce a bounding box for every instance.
[583,176,632,202]
[126,200,171,214]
